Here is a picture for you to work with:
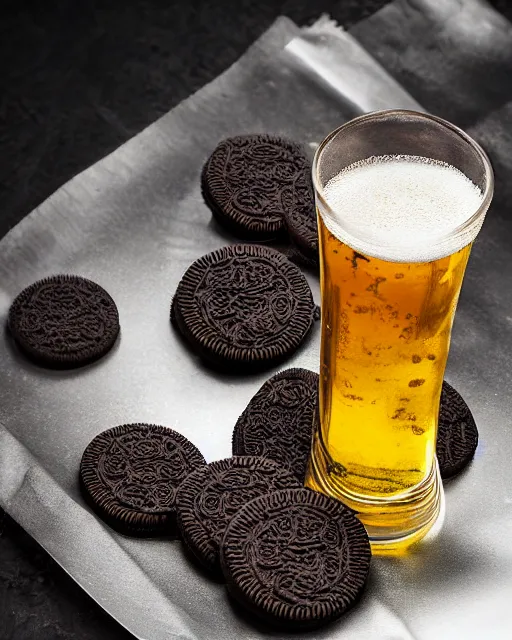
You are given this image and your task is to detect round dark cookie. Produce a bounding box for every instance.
[281,175,318,261]
[176,456,301,576]
[80,423,205,537]
[171,245,316,371]
[232,368,318,482]
[201,134,313,241]
[8,275,120,369]
[220,487,371,630]
[437,381,479,479]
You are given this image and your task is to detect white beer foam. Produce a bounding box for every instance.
[320,155,485,262]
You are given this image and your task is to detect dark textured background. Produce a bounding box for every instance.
[1,1,511,638]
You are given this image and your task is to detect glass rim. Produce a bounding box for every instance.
[312,109,494,259]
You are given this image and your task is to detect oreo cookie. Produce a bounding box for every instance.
[220,487,371,630]
[8,275,120,368]
[437,381,479,479]
[202,134,314,241]
[176,456,300,576]
[80,423,205,537]
[282,181,318,262]
[171,245,316,371]
[232,368,318,482]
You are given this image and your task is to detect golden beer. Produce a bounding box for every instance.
[306,112,493,552]
[312,223,471,498]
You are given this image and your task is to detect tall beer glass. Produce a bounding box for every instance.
[306,110,493,552]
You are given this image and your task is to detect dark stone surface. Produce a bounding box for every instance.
[0,511,134,639]
[0,0,391,240]
[1,0,511,638]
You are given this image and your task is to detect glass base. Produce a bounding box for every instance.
[306,434,444,554]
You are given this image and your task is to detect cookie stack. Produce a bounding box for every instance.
[78,419,371,630]
[73,366,477,630]
[202,134,319,266]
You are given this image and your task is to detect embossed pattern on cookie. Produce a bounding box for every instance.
[171,245,316,371]
[80,423,205,537]
[176,456,300,576]
[281,173,318,261]
[220,487,371,630]
[202,135,313,240]
[437,381,479,479]
[233,368,318,482]
[8,275,120,368]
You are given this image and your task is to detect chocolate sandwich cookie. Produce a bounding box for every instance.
[221,487,371,630]
[176,456,301,576]
[171,245,317,371]
[8,275,120,369]
[281,176,318,262]
[80,423,205,537]
[202,134,313,241]
[437,381,479,479]
[232,368,318,482]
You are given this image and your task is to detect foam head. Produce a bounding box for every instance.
[319,155,486,263]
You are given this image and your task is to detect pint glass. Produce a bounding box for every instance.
[306,110,493,551]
